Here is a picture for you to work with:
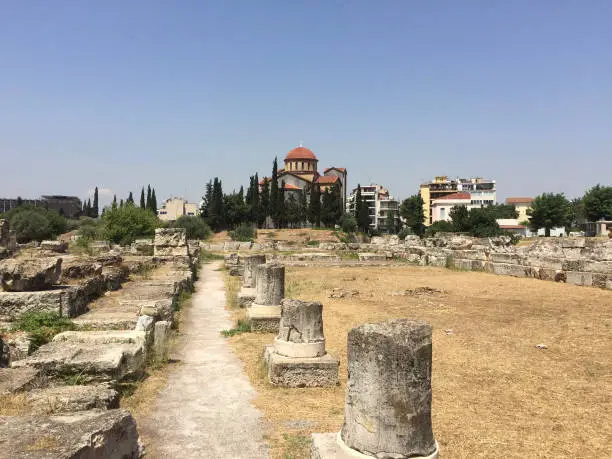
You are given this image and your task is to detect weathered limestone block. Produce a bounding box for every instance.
[224,241,241,252]
[0,367,41,395]
[61,259,103,280]
[566,271,593,287]
[248,263,285,332]
[27,384,119,414]
[491,262,529,277]
[138,298,174,322]
[154,227,189,257]
[314,319,438,459]
[0,289,68,322]
[40,240,68,253]
[243,254,267,288]
[0,409,141,458]
[153,320,171,362]
[358,253,386,261]
[238,287,256,308]
[0,257,62,292]
[265,299,339,388]
[131,238,154,256]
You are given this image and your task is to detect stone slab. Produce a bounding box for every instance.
[311,432,439,459]
[0,409,141,458]
[0,367,42,395]
[264,345,339,388]
[11,340,145,384]
[27,384,119,414]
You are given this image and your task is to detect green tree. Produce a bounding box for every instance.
[298,189,308,227]
[260,178,270,228]
[92,187,99,218]
[341,213,357,233]
[10,211,53,243]
[126,192,134,206]
[527,193,571,237]
[201,180,213,218]
[308,185,321,227]
[285,192,300,228]
[582,184,612,221]
[450,205,470,232]
[399,194,425,236]
[278,181,287,228]
[170,215,212,240]
[119,199,124,208]
[385,209,395,234]
[208,178,225,231]
[424,220,455,237]
[467,207,501,237]
[146,185,152,210]
[150,188,158,214]
[100,205,160,245]
[111,195,117,210]
[269,157,280,227]
[484,203,518,219]
[140,187,146,209]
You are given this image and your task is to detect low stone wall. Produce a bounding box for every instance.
[211,234,612,290]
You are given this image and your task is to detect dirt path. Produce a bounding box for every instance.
[138,262,269,458]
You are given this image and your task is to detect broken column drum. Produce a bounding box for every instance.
[242,255,266,288]
[265,298,339,387]
[311,319,439,459]
[247,262,284,332]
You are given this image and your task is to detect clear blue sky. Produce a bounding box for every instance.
[1,0,610,207]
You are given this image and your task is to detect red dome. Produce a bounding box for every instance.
[285,146,317,161]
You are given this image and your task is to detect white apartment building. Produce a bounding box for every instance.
[157,197,199,222]
[346,184,400,231]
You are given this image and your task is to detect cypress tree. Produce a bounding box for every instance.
[140,187,146,209]
[151,188,158,214]
[86,198,92,217]
[202,180,213,218]
[309,185,321,227]
[269,157,280,227]
[260,178,270,228]
[146,185,152,210]
[92,187,99,218]
[126,192,134,205]
[278,181,286,228]
[119,198,124,208]
[358,193,370,233]
[354,184,362,219]
[112,195,117,210]
[299,189,308,227]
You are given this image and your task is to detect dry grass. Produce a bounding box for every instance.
[227,265,612,458]
[0,393,32,416]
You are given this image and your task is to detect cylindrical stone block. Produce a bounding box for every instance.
[243,255,267,288]
[274,298,326,358]
[341,319,436,458]
[254,262,284,306]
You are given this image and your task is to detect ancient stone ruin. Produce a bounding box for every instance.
[264,298,339,387]
[0,257,62,292]
[247,262,284,332]
[312,319,439,458]
[153,227,189,258]
[238,254,266,307]
[0,219,17,260]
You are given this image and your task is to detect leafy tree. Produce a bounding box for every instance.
[285,193,301,228]
[224,191,248,229]
[399,194,425,236]
[170,215,212,240]
[140,187,146,209]
[385,209,396,234]
[308,185,321,227]
[582,184,612,221]
[527,193,571,237]
[484,203,518,219]
[341,213,357,233]
[450,205,470,232]
[298,189,308,227]
[10,211,53,243]
[424,220,455,236]
[467,207,501,237]
[92,187,99,217]
[229,222,256,242]
[16,196,23,207]
[100,205,160,245]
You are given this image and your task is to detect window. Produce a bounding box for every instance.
[440,208,446,219]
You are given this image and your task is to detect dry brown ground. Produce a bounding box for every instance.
[209,228,341,244]
[227,265,612,459]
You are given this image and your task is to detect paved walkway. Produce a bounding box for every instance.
[139,262,268,458]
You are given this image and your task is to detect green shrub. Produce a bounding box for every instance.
[398,227,412,240]
[340,214,357,233]
[1,205,68,243]
[424,220,455,237]
[170,216,211,240]
[12,312,76,350]
[229,222,256,242]
[306,240,320,247]
[100,205,161,245]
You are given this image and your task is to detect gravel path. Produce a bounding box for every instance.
[139,262,269,458]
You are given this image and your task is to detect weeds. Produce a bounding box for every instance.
[12,312,76,350]
[221,319,251,337]
[282,433,312,459]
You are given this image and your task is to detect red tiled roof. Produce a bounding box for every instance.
[282,183,301,190]
[324,167,346,173]
[285,146,317,161]
[506,197,534,204]
[316,176,340,184]
[436,192,471,200]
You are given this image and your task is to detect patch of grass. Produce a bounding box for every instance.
[62,370,88,386]
[134,262,154,280]
[225,274,242,310]
[199,250,224,262]
[221,319,251,337]
[12,312,76,350]
[339,252,359,260]
[281,433,312,459]
[306,240,320,247]
[0,393,31,416]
